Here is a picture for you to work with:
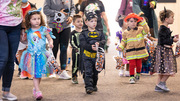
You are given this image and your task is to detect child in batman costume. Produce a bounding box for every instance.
[79,11,105,94]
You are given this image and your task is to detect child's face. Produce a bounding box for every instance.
[166,14,174,24]
[85,18,97,30]
[30,14,41,28]
[73,18,83,29]
[127,18,137,29]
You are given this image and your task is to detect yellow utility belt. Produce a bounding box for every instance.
[84,50,96,58]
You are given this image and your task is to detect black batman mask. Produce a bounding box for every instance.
[85,11,98,21]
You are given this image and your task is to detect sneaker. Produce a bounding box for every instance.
[93,86,98,91]
[135,73,140,81]
[125,71,130,77]
[49,72,56,78]
[35,91,43,100]
[58,70,71,80]
[118,69,124,77]
[20,74,28,79]
[72,76,78,84]
[154,86,164,92]
[0,98,2,101]
[129,77,135,84]
[86,87,93,94]
[2,93,17,101]
[157,82,170,92]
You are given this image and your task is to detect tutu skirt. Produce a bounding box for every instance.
[150,45,177,75]
[19,51,53,78]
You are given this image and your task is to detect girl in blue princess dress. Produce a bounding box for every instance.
[19,8,55,100]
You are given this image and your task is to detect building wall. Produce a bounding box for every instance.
[29,0,78,10]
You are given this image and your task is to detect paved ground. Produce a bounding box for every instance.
[1,43,180,101]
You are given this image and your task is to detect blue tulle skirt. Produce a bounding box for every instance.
[19,50,53,78]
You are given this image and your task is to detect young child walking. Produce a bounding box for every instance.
[19,8,55,100]
[117,13,149,84]
[115,16,129,77]
[70,14,83,84]
[79,12,105,94]
[151,8,178,92]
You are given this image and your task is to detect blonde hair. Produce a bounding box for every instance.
[25,8,45,29]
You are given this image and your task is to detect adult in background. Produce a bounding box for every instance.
[79,0,110,33]
[0,0,22,100]
[43,0,75,79]
[115,0,133,22]
[75,0,85,14]
[133,0,158,38]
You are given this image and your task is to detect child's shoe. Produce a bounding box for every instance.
[35,91,43,100]
[154,86,164,92]
[72,76,78,84]
[20,74,28,79]
[86,87,93,94]
[125,71,130,77]
[93,86,98,92]
[135,73,140,81]
[49,72,56,78]
[129,77,135,84]
[118,69,124,77]
[157,82,170,92]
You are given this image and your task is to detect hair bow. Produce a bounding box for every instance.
[28,8,42,15]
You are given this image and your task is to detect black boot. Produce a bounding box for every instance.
[86,87,93,94]
[93,86,98,91]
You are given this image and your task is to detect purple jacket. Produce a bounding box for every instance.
[118,0,133,16]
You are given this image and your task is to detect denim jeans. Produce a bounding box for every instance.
[0,24,21,92]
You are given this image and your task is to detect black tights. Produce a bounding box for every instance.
[52,28,71,70]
